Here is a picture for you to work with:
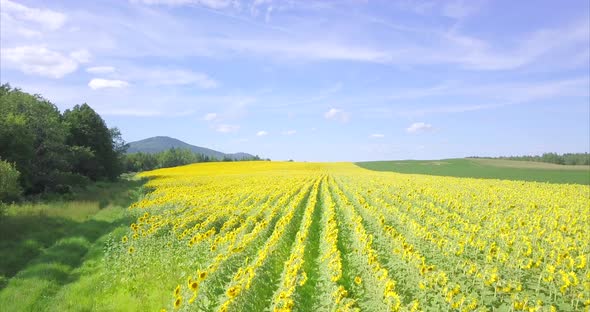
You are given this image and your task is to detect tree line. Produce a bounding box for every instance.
[0,84,127,201]
[471,153,589,166]
[124,148,263,172]
[0,84,266,202]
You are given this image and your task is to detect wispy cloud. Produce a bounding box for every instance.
[441,0,484,19]
[126,68,219,88]
[370,133,385,138]
[86,66,115,74]
[1,0,67,31]
[98,108,163,116]
[324,108,350,122]
[256,130,268,136]
[203,112,218,121]
[215,124,240,133]
[396,77,590,116]
[70,49,91,63]
[265,83,342,109]
[282,130,297,135]
[400,104,502,117]
[130,0,236,9]
[406,122,433,134]
[6,0,584,74]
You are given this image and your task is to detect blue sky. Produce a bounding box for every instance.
[1,0,589,161]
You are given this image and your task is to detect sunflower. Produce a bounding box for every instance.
[384,280,396,298]
[227,285,241,298]
[198,270,208,281]
[173,297,181,309]
[121,236,128,243]
[190,281,199,292]
[174,285,181,296]
[128,247,135,254]
[354,276,362,285]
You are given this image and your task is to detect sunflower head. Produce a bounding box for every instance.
[227,285,241,298]
[354,276,362,285]
[198,270,208,280]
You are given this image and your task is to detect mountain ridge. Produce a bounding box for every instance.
[127,136,257,160]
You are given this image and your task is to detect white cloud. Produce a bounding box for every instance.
[1,45,78,78]
[69,49,91,63]
[88,78,129,90]
[256,130,268,136]
[203,112,218,121]
[0,0,67,31]
[215,124,240,133]
[86,66,115,74]
[282,130,297,135]
[370,133,385,138]
[406,122,433,134]
[325,108,340,118]
[324,108,350,122]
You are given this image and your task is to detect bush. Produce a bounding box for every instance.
[0,159,21,202]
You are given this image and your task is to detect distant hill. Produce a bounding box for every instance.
[127,136,257,160]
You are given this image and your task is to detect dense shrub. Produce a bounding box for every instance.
[0,159,21,202]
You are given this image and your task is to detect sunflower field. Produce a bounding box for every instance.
[113,162,589,311]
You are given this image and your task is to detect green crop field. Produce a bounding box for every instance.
[355,158,590,185]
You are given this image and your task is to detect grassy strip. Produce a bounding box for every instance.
[0,178,145,284]
[295,178,325,312]
[0,205,133,311]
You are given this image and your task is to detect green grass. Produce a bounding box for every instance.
[355,158,590,185]
[0,177,147,311]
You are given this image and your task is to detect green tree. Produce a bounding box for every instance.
[0,159,22,202]
[63,104,125,180]
[0,84,70,193]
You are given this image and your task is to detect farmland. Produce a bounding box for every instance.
[4,161,584,312]
[356,158,590,185]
